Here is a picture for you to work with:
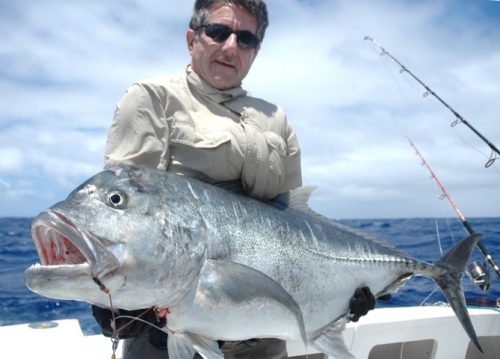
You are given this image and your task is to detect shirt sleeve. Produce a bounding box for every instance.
[239,104,302,199]
[283,119,302,191]
[104,83,169,169]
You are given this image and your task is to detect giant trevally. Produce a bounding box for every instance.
[25,165,482,358]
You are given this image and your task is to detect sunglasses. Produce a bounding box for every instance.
[196,23,260,50]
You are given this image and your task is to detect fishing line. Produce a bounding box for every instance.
[368,41,411,103]
[419,287,439,306]
[443,217,459,247]
[422,158,455,255]
[365,36,500,168]
[112,314,168,334]
[92,276,162,359]
[433,217,444,257]
[92,276,120,359]
[450,123,498,169]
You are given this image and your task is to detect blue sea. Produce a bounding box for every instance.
[1,217,499,335]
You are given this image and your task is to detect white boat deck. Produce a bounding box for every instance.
[1,306,498,358]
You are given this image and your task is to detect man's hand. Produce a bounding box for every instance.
[349,287,376,322]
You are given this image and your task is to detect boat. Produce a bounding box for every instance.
[1,305,498,358]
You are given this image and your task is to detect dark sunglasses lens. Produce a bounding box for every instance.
[237,31,259,49]
[205,24,232,42]
[203,24,259,49]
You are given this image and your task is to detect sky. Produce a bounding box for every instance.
[1,0,499,219]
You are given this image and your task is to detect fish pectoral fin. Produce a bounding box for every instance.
[168,332,223,359]
[311,320,354,359]
[198,259,307,344]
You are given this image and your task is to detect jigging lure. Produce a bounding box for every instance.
[408,137,500,285]
[365,36,499,168]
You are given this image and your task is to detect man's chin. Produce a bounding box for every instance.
[210,77,241,90]
[207,67,242,89]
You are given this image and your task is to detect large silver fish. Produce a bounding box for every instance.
[25,165,482,358]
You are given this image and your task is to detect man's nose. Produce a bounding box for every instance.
[221,33,239,54]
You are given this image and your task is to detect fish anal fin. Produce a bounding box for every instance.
[167,332,223,359]
[311,321,354,359]
[167,333,197,359]
[191,334,224,359]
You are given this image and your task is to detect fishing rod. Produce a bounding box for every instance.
[365,36,499,168]
[407,137,500,289]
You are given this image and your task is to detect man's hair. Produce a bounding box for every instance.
[189,0,269,43]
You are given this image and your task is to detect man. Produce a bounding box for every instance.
[93,0,375,358]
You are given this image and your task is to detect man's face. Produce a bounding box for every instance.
[187,3,259,90]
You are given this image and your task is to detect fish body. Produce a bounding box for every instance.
[25,165,481,358]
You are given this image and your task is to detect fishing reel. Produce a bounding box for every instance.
[468,261,490,292]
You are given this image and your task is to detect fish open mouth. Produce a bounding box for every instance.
[25,210,123,303]
[30,210,113,278]
[32,212,88,266]
[30,210,120,280]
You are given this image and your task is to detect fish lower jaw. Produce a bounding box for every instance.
[26,262,92,275]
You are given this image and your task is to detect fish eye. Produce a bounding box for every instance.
[107,190,127,209]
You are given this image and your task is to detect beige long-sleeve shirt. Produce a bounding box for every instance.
[104,66,302,200]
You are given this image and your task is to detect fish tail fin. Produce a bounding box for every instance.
[431,232,483,353]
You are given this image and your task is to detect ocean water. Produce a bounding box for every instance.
[0,217,499,335]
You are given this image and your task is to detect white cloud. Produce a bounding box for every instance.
[0,148,23,172]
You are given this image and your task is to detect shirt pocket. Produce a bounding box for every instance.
[166,112,244,181]
[168,111,232,149]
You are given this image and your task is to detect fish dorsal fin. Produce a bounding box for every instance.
[271,186,317,212]
[213,181,319,217]
[272,186,335,224]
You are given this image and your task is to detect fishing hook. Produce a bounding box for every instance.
[92,276,110,294]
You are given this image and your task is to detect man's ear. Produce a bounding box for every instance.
[186,29,195,54]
